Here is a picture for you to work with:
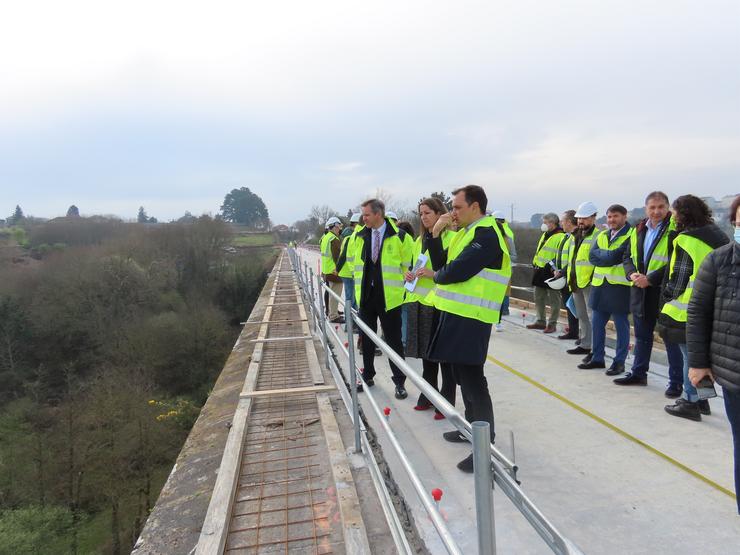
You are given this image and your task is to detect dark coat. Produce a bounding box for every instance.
[687,242,740,393]
[622,213,673,320]
[588,223,632,314]
[355,219,408,310]
[658,223,730,344]
[425,223,504,365]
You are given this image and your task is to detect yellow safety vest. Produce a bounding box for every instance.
[320,232,340,275]
[429,216,512,324]
[567,227,599,289]
[661,234,714,323]
[502,221,515,241]
[337,225,363,279]
[591,228,632,287]
[556,234,573,270]
[533,231,565,268]
[405,230,452,306]
[353,220,411,311]
[629,218,676,274]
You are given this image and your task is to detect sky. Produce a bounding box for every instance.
[1,0,739,225]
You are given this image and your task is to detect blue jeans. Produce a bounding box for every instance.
[678,343,698,402]
[341,277,355,311]
[723,387,740,514]
[501,295,510,316]
[632,315,684,385]
[591,309,630,364]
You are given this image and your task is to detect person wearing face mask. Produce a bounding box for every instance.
[661,195,730,420]
[614,191,683,391]
[687,194,740,513]
[578,204,632,374]
[527,213,564,333]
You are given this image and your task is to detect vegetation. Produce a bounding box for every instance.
[0,215,276,554]
[231,233,275,247]
[220,187,269,228]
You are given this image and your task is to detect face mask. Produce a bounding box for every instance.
[735,226,740,244]
[540,223,549,232]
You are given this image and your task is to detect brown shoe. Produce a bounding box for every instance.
[526,322,546,330]
[543,324,557,334]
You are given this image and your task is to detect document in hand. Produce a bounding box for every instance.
[404,253,428,292]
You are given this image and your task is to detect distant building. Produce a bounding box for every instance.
[0,219,6,228]
[272,224,290,233]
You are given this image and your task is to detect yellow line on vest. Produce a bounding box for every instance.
[486,354,736,500]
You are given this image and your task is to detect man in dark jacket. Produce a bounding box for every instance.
[423,185,506,473]
[687,195,740,512]
[578,205,631,375]
[615,192,683,393]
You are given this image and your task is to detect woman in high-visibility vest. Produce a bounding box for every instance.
[403,197,456,420]
[659,195,729,421]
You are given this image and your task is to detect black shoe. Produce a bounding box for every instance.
[664,398,701,421]
[330,316,345,324]
[578,360,606,370]
[582,354,593,364]
[363,377,375,387]
[356,382,364,392]
[567,346,591,355]
[374,347,382,356]
[664,384,682,398]
[456,453,474,473]
[443,431,469,443]
[697,399,711,416]
[605,363,625,376]
[558,333,578,340]
[394,386,408,400]
[613,372,647,386]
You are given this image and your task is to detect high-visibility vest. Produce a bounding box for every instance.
[320,232,339,275]
[502,221,515,241]
[429,216,512,324]
[337,225,363,279]
[405,230,452,306]
[629,218,676,274]
[567,227,599,289]
[660,234,715,323]
[533,231,565,268]
[556,234,573,270]
[591,228,632,287]
[353,220,410,311]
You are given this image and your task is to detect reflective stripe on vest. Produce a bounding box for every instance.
[629,218,676,275]
[337,225,363,278]
[320,232,339,274]
[591,229,632,287]
[429,216,512,324]
[533,231,565,268]
[353,220,410,311]
[405,230,452,306]
[567,228,599,289]
[661,235,714,323]
[556,234,573,269]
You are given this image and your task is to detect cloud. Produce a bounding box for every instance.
[321,162,364,173]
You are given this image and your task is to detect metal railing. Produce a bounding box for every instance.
[288,247,583,555]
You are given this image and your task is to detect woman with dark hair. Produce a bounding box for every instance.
[404,198,456,419]
[687,194,740,512]
[660,195,729,420]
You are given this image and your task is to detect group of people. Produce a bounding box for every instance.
[314,188,740,512]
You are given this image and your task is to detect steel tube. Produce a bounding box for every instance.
[346,308,362,453]
[473,421,496,555]
[314,271,331,372]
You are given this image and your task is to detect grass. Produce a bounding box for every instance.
[231,234,274,247]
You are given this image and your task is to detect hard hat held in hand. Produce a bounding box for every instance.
[545,275,567,290]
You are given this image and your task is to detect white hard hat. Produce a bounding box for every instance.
[492,210,506,219]
[574,201,598,218]
[386,210,398,220]
[350,213,361,223]
[325,216,342,228]
[545,275,567,290]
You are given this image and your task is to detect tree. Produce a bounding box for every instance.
[530,213,544,228]
[220,187,269,228]
[430,191,452,211]
[66,206,80,218]
[137,207,148,224]
[7,205,25,226]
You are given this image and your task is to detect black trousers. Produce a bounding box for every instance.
[561,288,579,337]
[359,291,406,386]
[417,360,456,412]
[453,363,495,442]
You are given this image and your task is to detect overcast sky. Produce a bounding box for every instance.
[2,1,739,224]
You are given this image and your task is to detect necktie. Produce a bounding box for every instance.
[372,230,380,263]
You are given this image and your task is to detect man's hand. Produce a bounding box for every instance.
[416,267,435,279]
[432,214,452,238]
[404,271,415,282]
[689,367,714,387]
[630,272,649,288]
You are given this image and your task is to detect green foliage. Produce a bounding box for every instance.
[0,505,73,555]
[220,187,269,228]
[231,233,274,246]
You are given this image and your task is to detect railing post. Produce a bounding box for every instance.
[314,272,331,371]
[345,307,361,453]
[473,421,496,555]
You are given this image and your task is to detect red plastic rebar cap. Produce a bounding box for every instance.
[431,488,443,501]
[383,407,391,416]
